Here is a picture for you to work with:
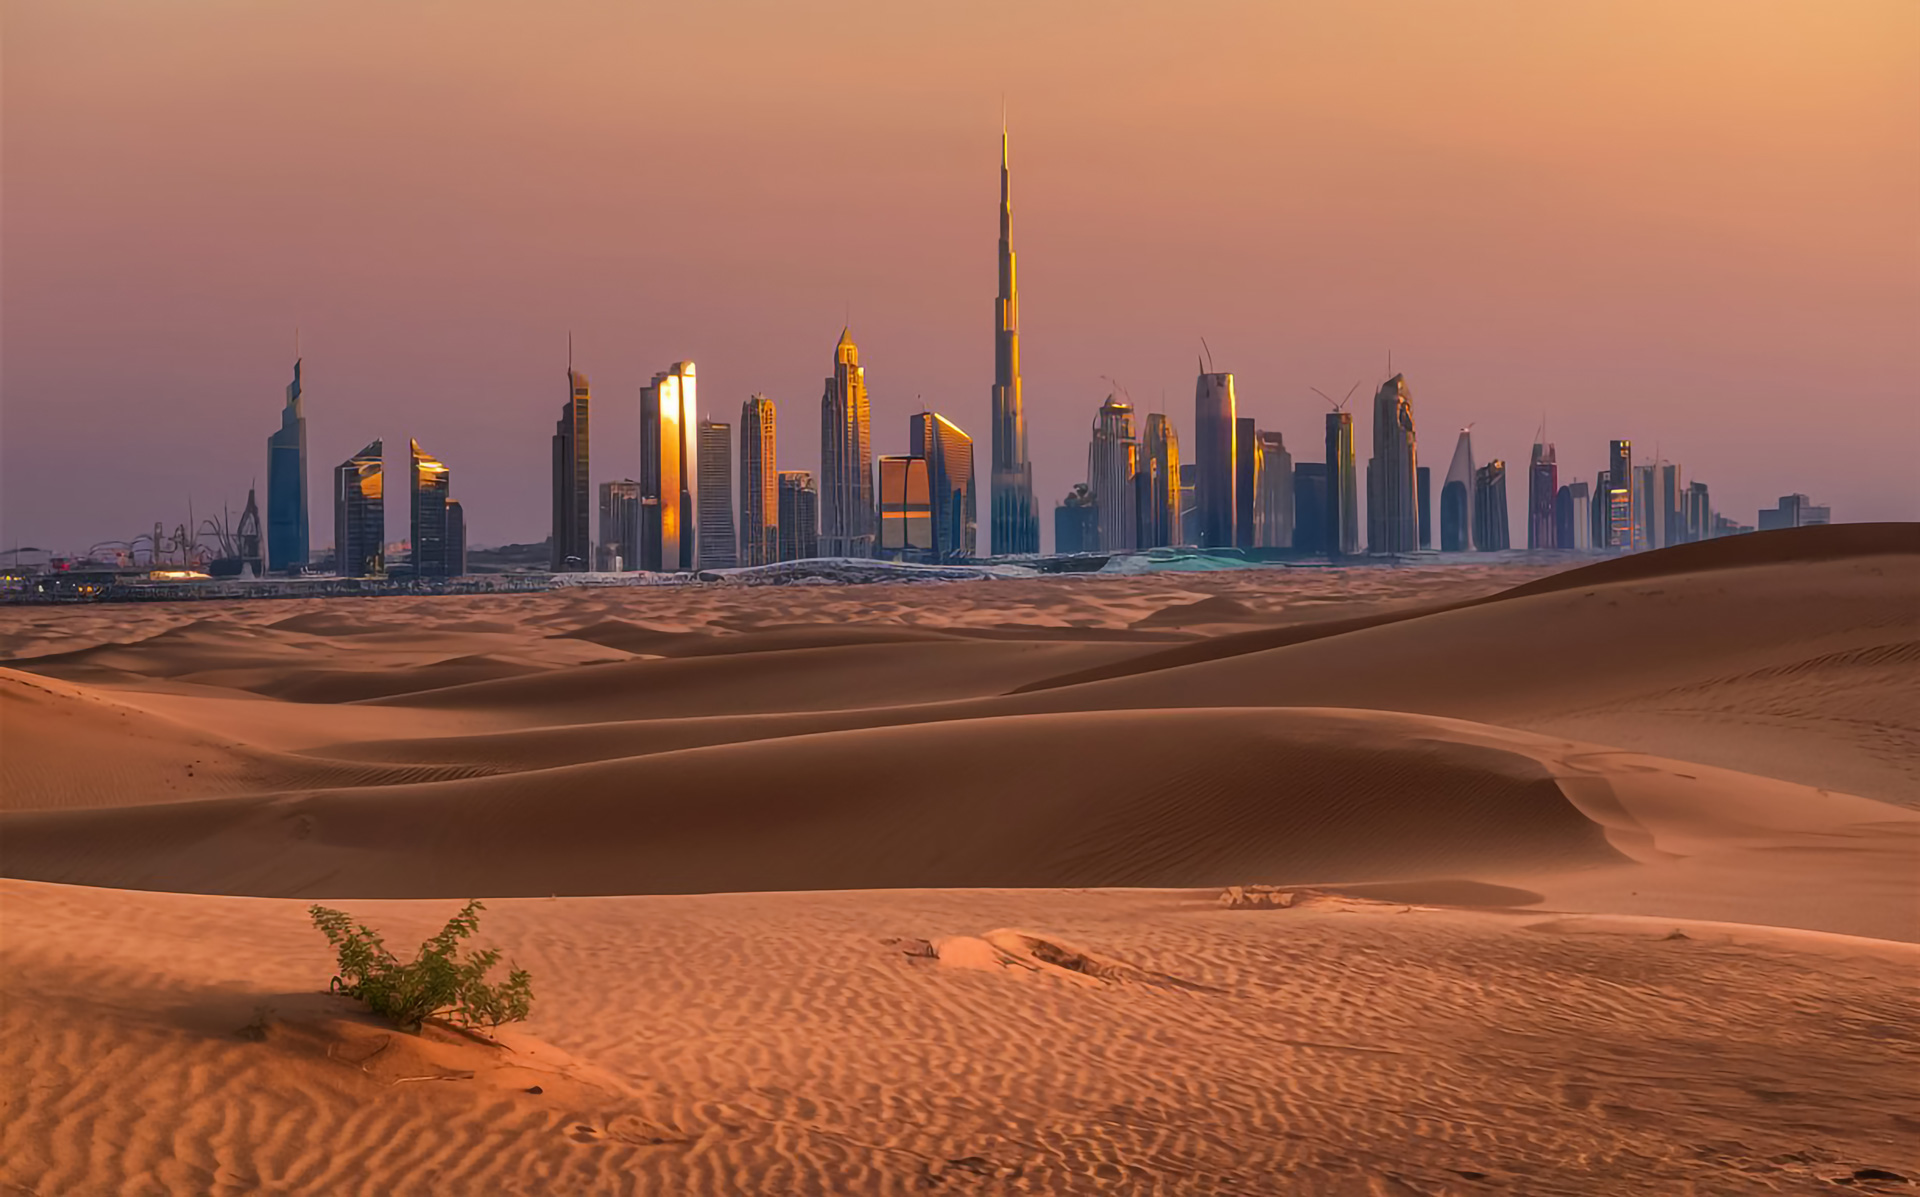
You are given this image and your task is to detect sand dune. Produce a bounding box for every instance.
[3,529,1918,1195]
[5,879,1916,1196]
[8,707,1915,942]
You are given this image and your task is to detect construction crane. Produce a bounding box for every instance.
[1312,381,1362,412]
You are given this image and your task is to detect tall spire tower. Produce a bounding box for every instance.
[989,120,1039,554]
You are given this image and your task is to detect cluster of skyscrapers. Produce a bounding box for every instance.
[252,125,1828,578]
[1048,370,1780,561]
[263,357,466,579]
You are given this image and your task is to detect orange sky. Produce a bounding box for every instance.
[4,0,1916,552]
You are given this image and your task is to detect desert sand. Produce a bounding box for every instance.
[2,527,1917,1194]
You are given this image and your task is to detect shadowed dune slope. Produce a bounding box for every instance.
[0,669,498,811]
[1011,554,1920,803]
[1019,522,1920,694]
[363,638,1162,720]
[3,709,1646,899]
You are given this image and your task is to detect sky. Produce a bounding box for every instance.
[4,0,1917,555]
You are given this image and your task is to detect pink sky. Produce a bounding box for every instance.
[4,0,1916,554]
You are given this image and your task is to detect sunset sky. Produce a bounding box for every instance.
[4,0,1916,554]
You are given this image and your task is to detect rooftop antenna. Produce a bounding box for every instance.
[1200,337,1215,373]
[295,327,300,360]
[568,330,573,372]
[1099,374,1131,404]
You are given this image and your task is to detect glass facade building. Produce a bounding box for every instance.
[267,358,309,572]
[1473,459,1510,551]
[1365,374,1419,555]
[911,411,977,561]
[1441,429,1476,552]
[641,361,699,571]
[410,439,453,577]
[739,394,779,566]
[1087,396,1138,553]
[1528,440,1558,549]
[598,479,640,571]
[333,438,385,578]
[1234,417,1262,549]
[989,127,1039,555]
[552,368,591,571]
[777,471,819,561]
[1324,410,1359,556]
[697,419,737,569]
[877,456,935,559]
[1257,429,1293,549]
[820,330,873,558]
[1138,413,1181,549]
[1194,370,1236,550]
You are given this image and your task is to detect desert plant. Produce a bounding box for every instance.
[309,899,534,1032]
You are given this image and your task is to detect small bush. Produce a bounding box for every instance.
[308,899,534,1032]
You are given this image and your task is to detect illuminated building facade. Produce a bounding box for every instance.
[410,439,453,577]
[739,394,779,566]
[1138,413,1181,549]
[990,127,1039,554]
[877,455,935,560]
[641,361,699,571]
[820,330,873,558]
[1365,374,1419,555]
[1234,417,1262,549]
[912,411,977,560]
[333,439,385,578]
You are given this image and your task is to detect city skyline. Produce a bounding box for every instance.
[5,3,1915,555]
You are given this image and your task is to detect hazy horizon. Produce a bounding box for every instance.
[5,0,1917,554]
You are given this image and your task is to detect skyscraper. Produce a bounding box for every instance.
[1527,439,1558,550]
[1257,430,1293,549]
[1138,413,1181,549]
[445,500,466,576]
[1557,481,1593,551]
[552,367,591,571]
[1631,464,1656,550]
[598,479,640,571]
[1194,369,1236,549]
[697,419,737,569]
[410,439,453,577]
[877,456,935,560]
[1604,439,1634,549]
[1324,410,1359,556]
[1684,480,1711,543]
[641,361,699,571]
[739,394,779,566]
[820,329,873,558]
[333,439,384,578]
[1178,463,1199,548]
[1086,395,1138,552]
[1441,428,1476,552]
[1658,460,1685,548]
[1234,417,1262,549]
[989,125,1039,554]
[1473,459,1510,551]
[912,411,977,560]
[1365,374,1419,556]
[266,357,309,572]
[1417,466,1433,549]
[1293,462,1328,555]
[777,471,818,561]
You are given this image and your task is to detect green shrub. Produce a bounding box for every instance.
[308,899,534,1032]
